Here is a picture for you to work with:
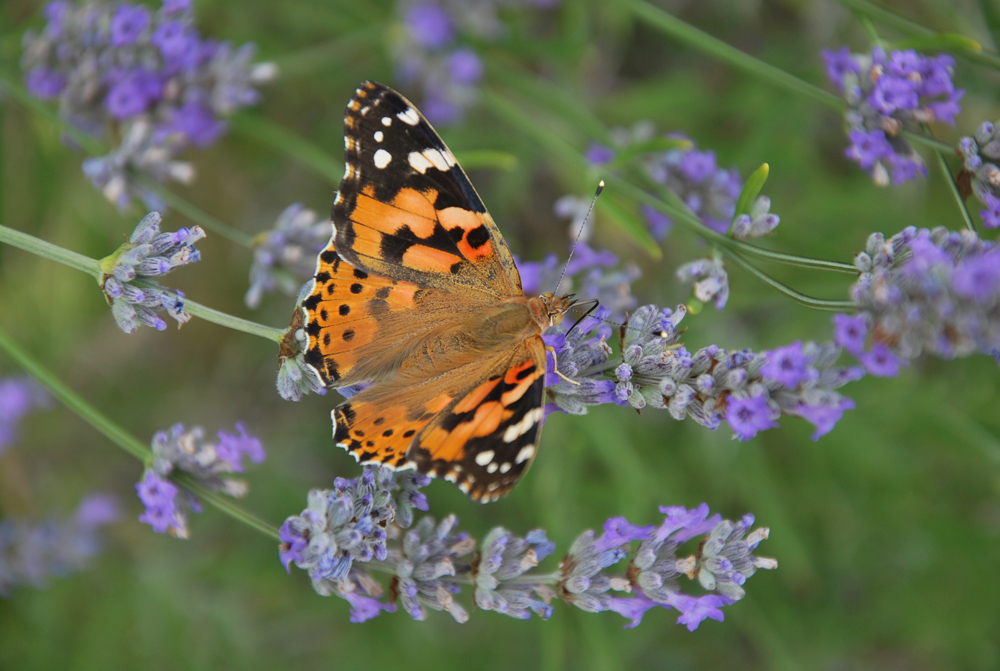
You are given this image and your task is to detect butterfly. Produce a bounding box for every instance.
[298,81,577,502]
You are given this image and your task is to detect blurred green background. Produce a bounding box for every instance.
[2,0,999,669]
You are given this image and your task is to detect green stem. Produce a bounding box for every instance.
[1,224,284,342]
[182,297,286,343]
[723,251,855,311]
[0,325,280,541]
[927,130,977,233]
[0,223,102,278]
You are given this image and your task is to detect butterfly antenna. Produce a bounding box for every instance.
[553,180,605,295]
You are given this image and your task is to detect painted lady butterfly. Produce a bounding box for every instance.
[299,81,577,502]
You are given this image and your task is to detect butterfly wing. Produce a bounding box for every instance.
[333,81,522,299]
[333,336,547,501]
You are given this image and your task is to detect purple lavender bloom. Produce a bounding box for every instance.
[594,517,655,552]
[279,518,308,572]
[405,3,455,50]
[165,99,226,146]
[980,193,1000,229]
[586,142,616,166]
[75,494,122,529]
[641,204,672,241]
[0,377,48,453]
[845,129,891,170]
[726,395,778,441]
[151,20,196,62]
[869,76,919,115]
[822,47,860,91]
[796,398,856,440]
[345,590,396,623]
[675,594,728,631]
[104,67,162,119]
[760,341,811,387]
[25,67,66,99]
[833,313,868,355]
[109,4,150,46]
[951,250,1000,301]
[136,471,183,534]
[826,47,962,186]
[215,423,266,472]
[421,89,461,125]
[446,48,483,85]
[860,343,902,377]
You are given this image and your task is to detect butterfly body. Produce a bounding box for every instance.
[300,81,574,502]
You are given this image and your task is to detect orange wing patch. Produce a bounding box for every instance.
[334,389,454,468]
[302,246,420,385]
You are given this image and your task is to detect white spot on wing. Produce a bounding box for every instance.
[374,131,384,142]
[445,472,457,483]
[381,116,392,127]
[515,445,535,464]
[475,450,495,467]
[373,149,392,169]
[503,407,544,443]
[499,462,511,473]
[397,107,420,125]
[407,149,456,174]
[486,462,498,474]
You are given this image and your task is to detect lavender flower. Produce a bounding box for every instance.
[838,226,1000,370]
[246,204,334,309]
[21,0,277,209]
[640,136,743,234]
[99,212,204,333]
[676,256,729,310]
[0,376,50,454]
[137,423,266,537]
[823,46,963,186]
[281,476,775,629]
[957,121,1000,224]
[0,494,120,596]
[546,304,862,441]
[392,0,557,125]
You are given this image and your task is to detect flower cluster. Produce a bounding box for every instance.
[393,0,558,125]
[957,121,1000,228]
[546,303,863,441]
[823,46,963,186]
[137,423,265,537]
[835,226,1000,373]
[639,133,744,236]
[0,376,50,454]
[281,469,775,629]
[245,204,333,309]
[676,255,729,310]
[99,212,205,333]
[0,494,120,597]
[21,0,276,209]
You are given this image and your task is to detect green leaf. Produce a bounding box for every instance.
[733,163,769,220]
[894,33,983,54]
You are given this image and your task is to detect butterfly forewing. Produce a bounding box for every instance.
[334,81,521,299]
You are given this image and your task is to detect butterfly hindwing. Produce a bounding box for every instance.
[408,338,547,502]
[332,337,547,502]
[333,81,522,299]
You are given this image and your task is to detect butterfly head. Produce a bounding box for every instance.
[536,292,579,328]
